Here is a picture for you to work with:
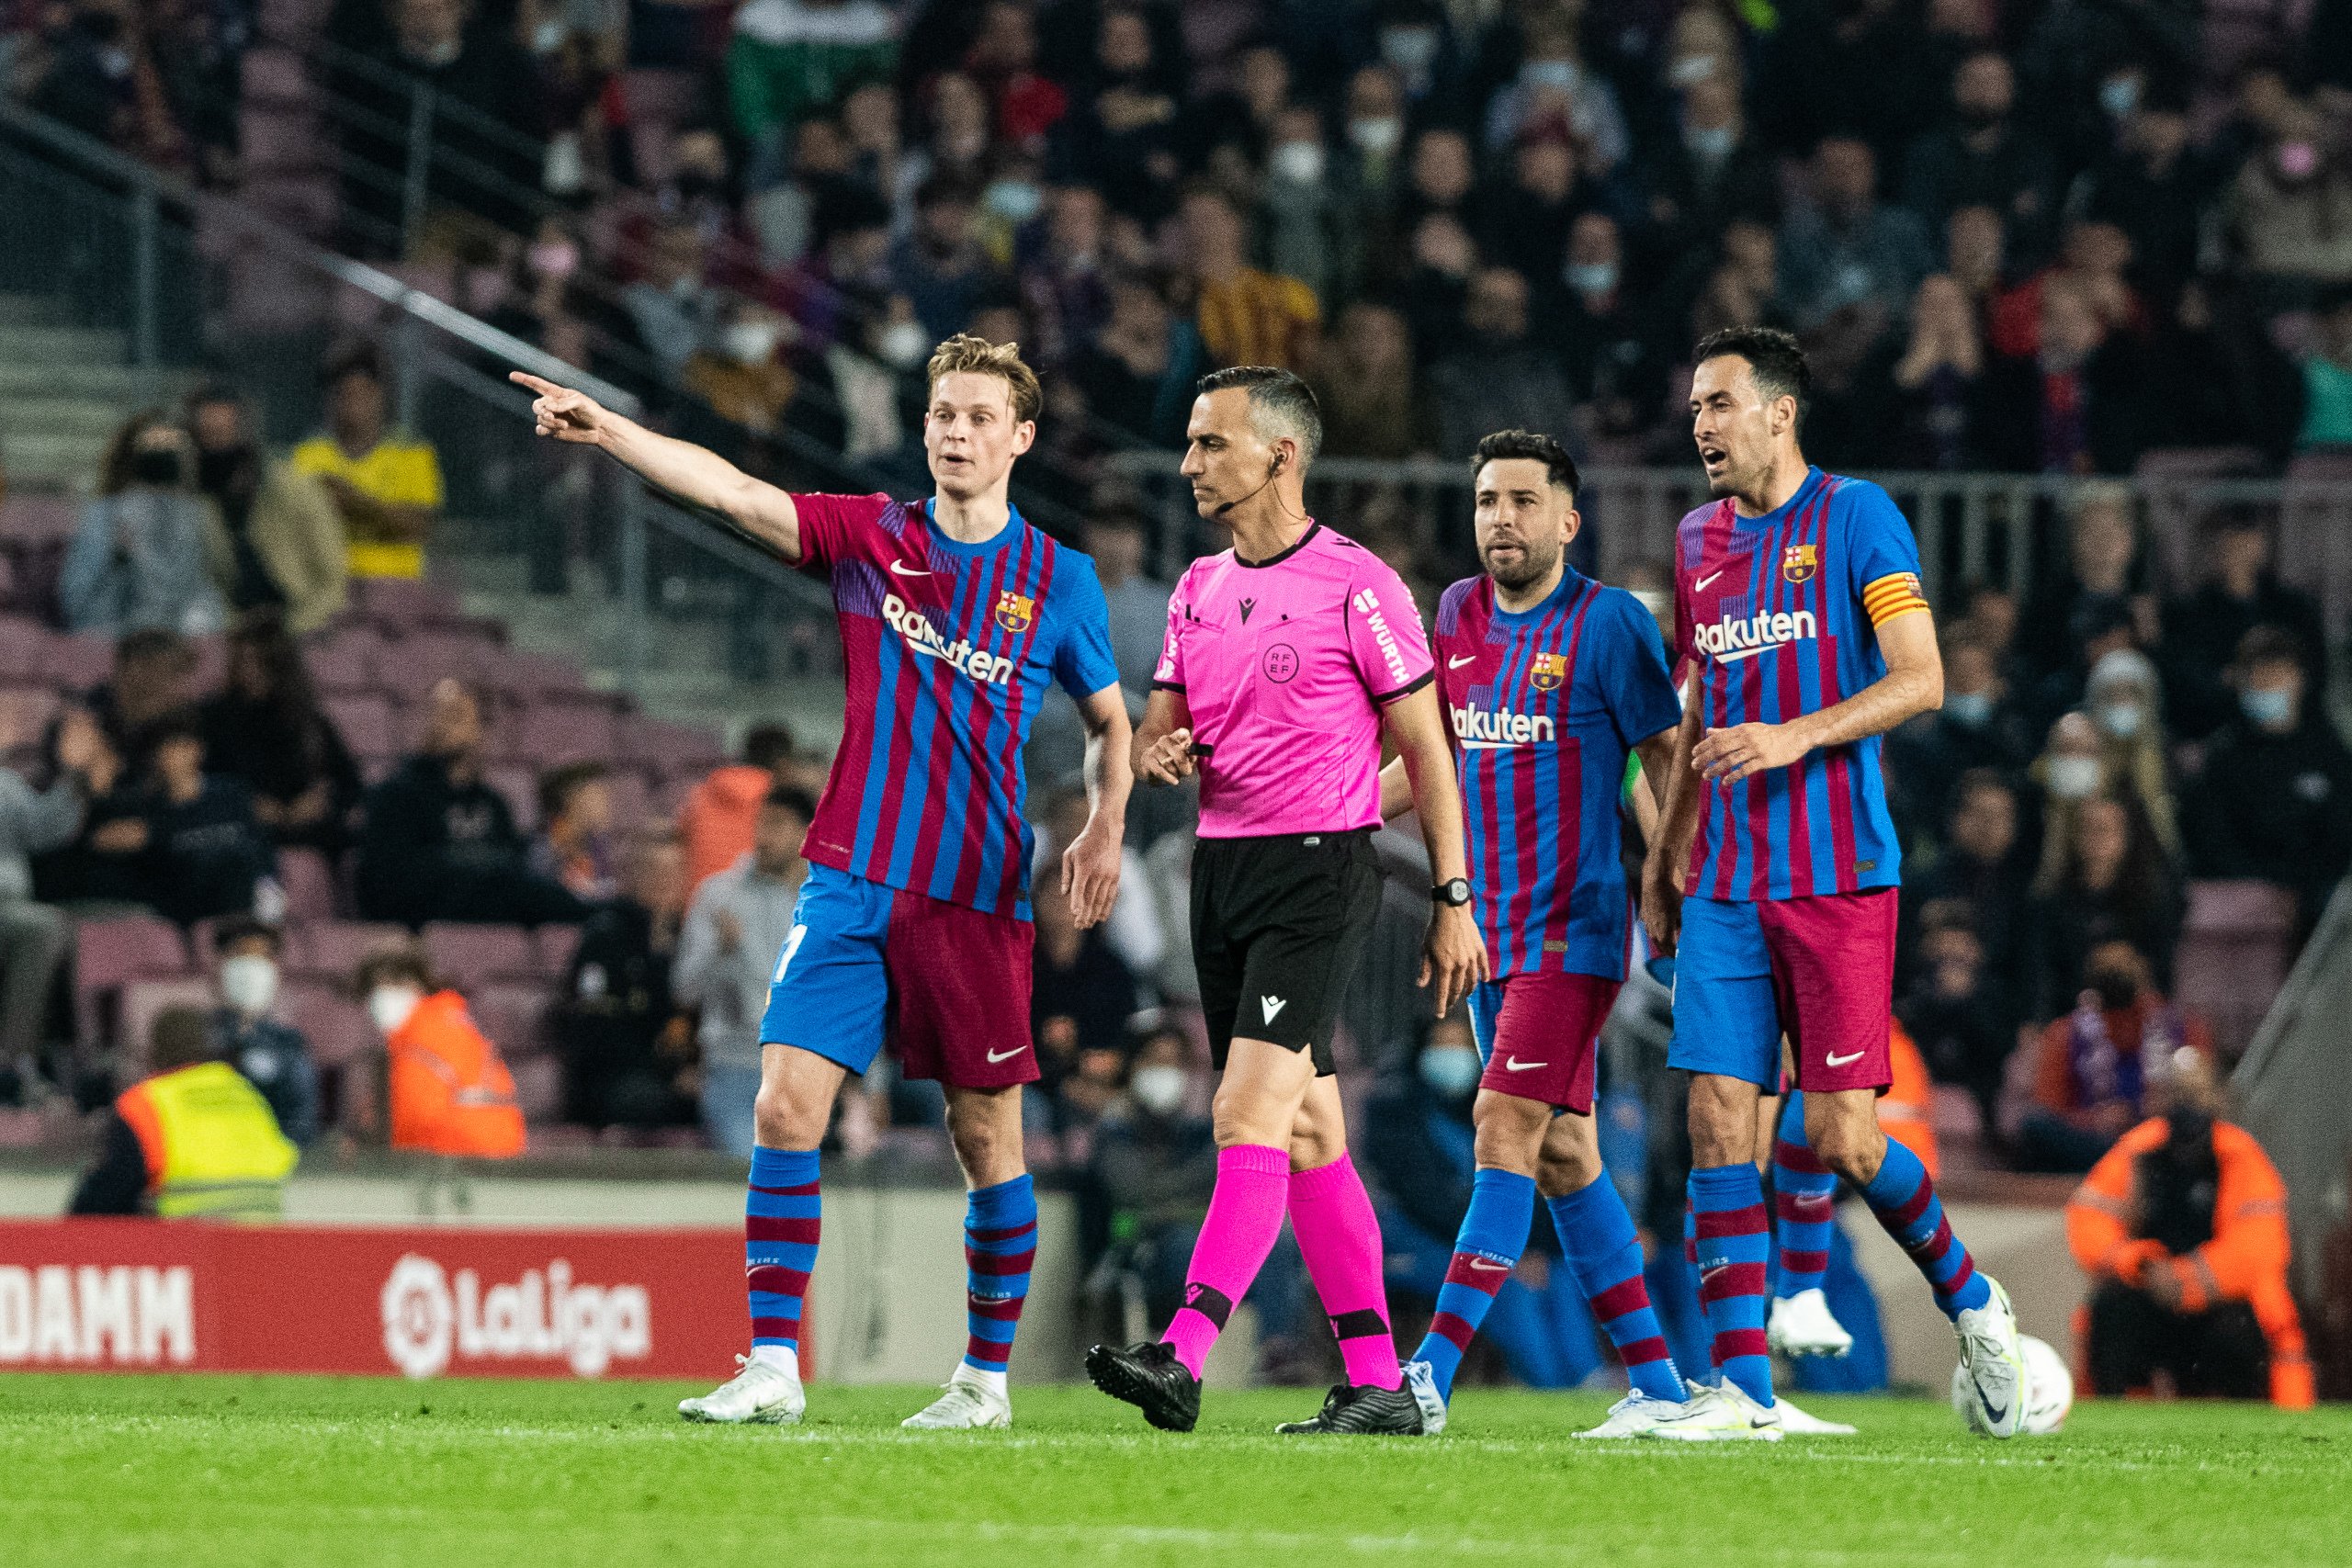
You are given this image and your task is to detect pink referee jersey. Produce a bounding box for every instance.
[1153,523,1434,838]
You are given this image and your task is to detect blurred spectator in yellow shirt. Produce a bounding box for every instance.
[288,342,444,581]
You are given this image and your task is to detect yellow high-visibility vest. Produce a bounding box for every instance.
[117,1062,300,1221]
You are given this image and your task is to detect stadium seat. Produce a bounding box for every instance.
[323,692,398,763]
[0,684,60,751]
[285,982,375,1069]
[0,617,47,679]
[2176,880,2300,1057]
[304,636,379,694]
[351,578,460,626]
[517,703,621,769]
[51,633,115,690]
[74,916,195,1049]
[508,1053,565,1122]
[534,923,582,976]
[486,763,538,828]
[291,921,411,983]
[423,922,538,988]
[605,766,653,830]
[116,978,219,1080]
[470,982,552,1056]
[276,846,341,922]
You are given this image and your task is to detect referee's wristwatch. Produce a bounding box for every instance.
[1431,877,1473,908]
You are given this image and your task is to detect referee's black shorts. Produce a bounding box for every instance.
[1191,828,1384,1076]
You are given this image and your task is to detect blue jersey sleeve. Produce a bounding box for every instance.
[1598,590,1684,748]
[1049,555,1123,699]
[1841,481,1923,598]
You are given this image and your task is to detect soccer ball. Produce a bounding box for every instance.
[1951,1334,2073,1436]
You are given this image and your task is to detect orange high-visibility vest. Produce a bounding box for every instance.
[388,991,527,1158]
[1879,1021,1939,1180]
[2066,1116,2312,1408]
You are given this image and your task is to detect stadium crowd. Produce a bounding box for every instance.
[7,0,2352,494]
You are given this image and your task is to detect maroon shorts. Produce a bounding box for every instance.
[1469,971,1623,1113]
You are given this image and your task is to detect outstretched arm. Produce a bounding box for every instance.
[511,371,805,564]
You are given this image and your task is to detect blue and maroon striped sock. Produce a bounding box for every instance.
[746,1145,820,1368]
[1690,1162,1774,1406]
[1409,1167,1533,1402]
[1549,1178,1688,1404]
[961,1174,1037,1382]
[1860,1140,1990,1320]
[1770,1094,1837,1299]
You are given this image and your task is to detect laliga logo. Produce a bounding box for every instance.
[380,1254,651,1379]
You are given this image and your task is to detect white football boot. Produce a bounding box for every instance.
[1575,1391,1691,1438]
[1770,1396,1859,1436]
[1768,1288,1855,1359]
[1641,1381,1784,1441]
[1953,1276,2028,1439]
[901,1370,1012,1430]
[679,1353,806,1425]
[1401,1360,1448,1436]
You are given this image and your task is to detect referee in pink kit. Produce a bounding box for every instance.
[1086,367,1485,1435]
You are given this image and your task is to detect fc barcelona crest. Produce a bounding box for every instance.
[1781,544,1819,583]
[994,591,1035,634]
[1529,652,1567,692]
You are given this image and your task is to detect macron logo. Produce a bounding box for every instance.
[1261,996,1287,1023]
[1692,607,1818,663]
[1452,704,1555,750]
[1351,588,1412,688]
[882,592,1015,685]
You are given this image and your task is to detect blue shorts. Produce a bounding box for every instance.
[1666,891,1895,1093]
[759,863,1038,1088]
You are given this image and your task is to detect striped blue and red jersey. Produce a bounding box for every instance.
[1435,568,1682,979]
[1670,467,1930,903]
[793,493,1119,919]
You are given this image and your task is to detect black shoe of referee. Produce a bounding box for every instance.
[1274,1382,1426,1435]
[1086,1340,1201,1432]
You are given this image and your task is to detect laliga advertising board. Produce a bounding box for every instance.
[0,1221,751,1379]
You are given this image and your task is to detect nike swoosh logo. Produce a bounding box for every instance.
[1694,570,1724,591]
[1980,1396,2008,1427]
[985,1046,1025,1063]
[1467,1258,1510,1272]
[889,559,932,577]
[1448,654,1477,669]
[1502,1057,1546,1072]
[1825,1049,1865,1067]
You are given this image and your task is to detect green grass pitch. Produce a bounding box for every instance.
[4,1374,2346,1566]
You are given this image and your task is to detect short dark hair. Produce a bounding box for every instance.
[1471,429,1580,496]
[141,707,207,752]
[742,723,797,772]
[150,1007,217,1073]
[322,338,386,389]
[1951,766,2015,812]
[763,783,819,820]
[212,914,284,955]
[354,940,435,997]
[1197,366,1323,465]
[2236,624,2310,673]
[116,627,194,671]
[1692,325,1810,433]
[537,761,609,825]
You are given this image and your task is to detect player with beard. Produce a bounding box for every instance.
[514,337,1131,1431]
[1366,430,1695,1437]
[1640,327,2025,1439]
[1085,367,1485,1436]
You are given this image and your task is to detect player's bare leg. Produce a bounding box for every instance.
[680,1044,842,1425]
[904,1084,1030,1430]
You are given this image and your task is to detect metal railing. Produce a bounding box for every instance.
[1103,452,2352,643]
[0,98,841,698]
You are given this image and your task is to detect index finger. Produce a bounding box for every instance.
[508,371,564,396]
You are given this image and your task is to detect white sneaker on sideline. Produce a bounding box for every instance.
[901,1371,1012,1431]
[1576,1391,1689,1438]
[1771,1395,1859,1436]
[1401,1360,1448,1436]
[1641,1382,1783,1442]
[1954,1276,2027,1439]
[679,1354,806,1425]
[1768,1289,1854,1359]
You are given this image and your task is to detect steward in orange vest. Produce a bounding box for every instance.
[357,945,526,1159]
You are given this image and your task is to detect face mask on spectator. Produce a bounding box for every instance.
[1271,141,1326,186]
[368,985,423,1036]
[1943,692,1993,728]
[876,320,929,368]
[1130,1065,1186,1116]
[1683,125,1735,160]
[528,241,580,281]
[2241,687,2295,728]
[724,321,781,366]
[2046,754,2103,800]
[2098,75,2139,119]
[1380,26,1440,74]
[1349,117,1404,157]
[220,955,278,1017]
[1419,1046,1482,1096]
[2095,701,2143,739]
[984,180,1044,225]
[1566,261,1618,296]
